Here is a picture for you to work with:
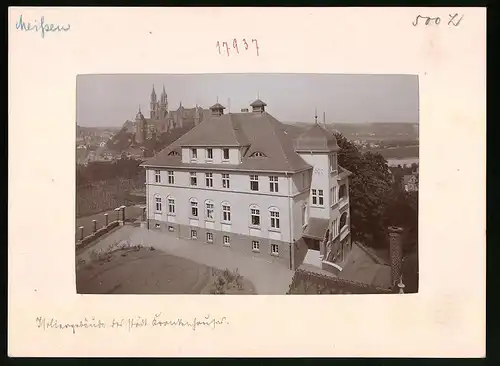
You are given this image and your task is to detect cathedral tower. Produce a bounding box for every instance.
[159,84,168,119]
[135,106,147,144]
[150,85,158,119]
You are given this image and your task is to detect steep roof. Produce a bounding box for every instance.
[294,123,340,153]
[403,174,418,185]
[302,217,330,240]
[141,111,312,173]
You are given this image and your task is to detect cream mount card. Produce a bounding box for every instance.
[8,7,485,357]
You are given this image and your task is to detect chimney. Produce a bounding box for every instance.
[388,226,404,289]
[250,99,267,114]
[210,102,225,117]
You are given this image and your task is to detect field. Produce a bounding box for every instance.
[76,247,256,294]
[76,178,145,218]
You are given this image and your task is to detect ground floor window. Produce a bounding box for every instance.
[271,244,279,255]
[168,226,174,232]
[206,232,214,243]
[191,230,197,239]
[223,235,230,246]
[252,240,260,252]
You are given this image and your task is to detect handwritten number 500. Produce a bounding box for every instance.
[216,38,259,56]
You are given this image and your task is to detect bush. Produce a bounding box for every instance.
[209,268,245,294]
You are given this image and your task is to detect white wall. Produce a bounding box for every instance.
[298,153,331,219]
[181,147,240,164]
[146,169,295,243]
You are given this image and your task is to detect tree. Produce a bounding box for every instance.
[335,133,394,248]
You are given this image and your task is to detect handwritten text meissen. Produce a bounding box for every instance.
[35,313,229,334]
[15,15,71,38]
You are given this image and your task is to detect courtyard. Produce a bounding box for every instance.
[76,225,295,294]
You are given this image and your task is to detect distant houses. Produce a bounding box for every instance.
[402,174,418,192]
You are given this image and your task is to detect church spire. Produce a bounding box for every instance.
[151,84,157,101]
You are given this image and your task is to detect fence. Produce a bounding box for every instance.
[75,206,146,250]
[287,268,393,294]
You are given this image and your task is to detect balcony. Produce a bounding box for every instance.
[338,196,349,211]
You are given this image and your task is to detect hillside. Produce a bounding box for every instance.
[285,122,419,141]
[77,125,122,135]
[106,123,195,153]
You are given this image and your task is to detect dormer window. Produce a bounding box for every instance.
[223,148,230,160]
[168,150,180,156]
[250,151,267,157]
[206,148,213,160]
[190,148,198,160]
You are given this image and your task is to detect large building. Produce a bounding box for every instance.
[134,85,211,143]
[141,99,352,271]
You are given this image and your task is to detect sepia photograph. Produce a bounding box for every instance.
[75,73,419,295]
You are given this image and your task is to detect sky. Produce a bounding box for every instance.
[76,74,419,127]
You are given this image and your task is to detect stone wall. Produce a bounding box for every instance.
[287,268,393,294]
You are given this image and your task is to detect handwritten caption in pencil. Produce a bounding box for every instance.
[216,39,260,57]
[15,15,71,38]
[35,314,229,334]
[412,13,464,27]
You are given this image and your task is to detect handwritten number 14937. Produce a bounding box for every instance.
[217,39,259,57]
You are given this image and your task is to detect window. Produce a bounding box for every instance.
[155,196,162,212]
[168,226,174,232]
[223,148,230,160]
[250,151,266,157]
[312,189,324,206]
[332,218,339,238]
[205,200,214,221]
[271,244,279,255]
[252,241,260,251]
[167,171,174,184]
[155,223,161,228]
[250,206,260,226]
[250,175,259,191]
[168,197,175,214]
[190,172,197,186]
[339,184,347,200]
[191,148,198,160]
[302,204,307,226]
[206,148,213,160]
[329,154,337,172]
[269,176,279,192]
[206,232,213,243]
[223,235,230,246]
[154,170,161,183]
[168,150,180,156]
[222,173,230,188]
[270,208,280,229]
[190,199,198,217]
[331,186,338,205]
[205,173,213,187]
[191,230,197,239]
[222,203,231,222]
